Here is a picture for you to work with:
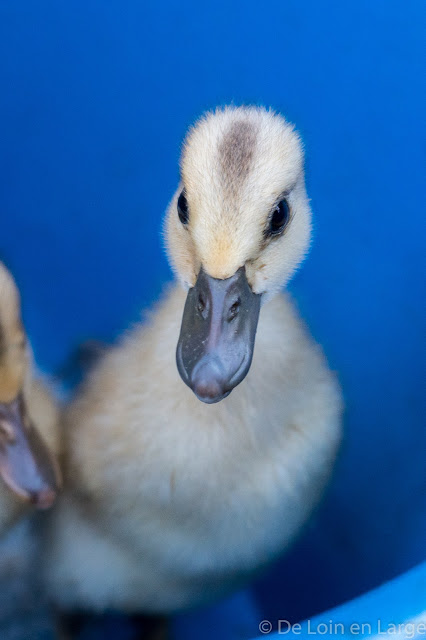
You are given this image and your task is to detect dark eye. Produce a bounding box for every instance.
[267,198,290,237]
[177,191,189,225]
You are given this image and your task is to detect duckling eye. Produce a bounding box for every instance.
[267,198,290,237]
[177,191,189,225]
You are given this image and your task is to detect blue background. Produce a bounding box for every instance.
[0,0,424,635]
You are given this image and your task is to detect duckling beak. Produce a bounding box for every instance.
[176,267,261,403]
[0,394,61,508]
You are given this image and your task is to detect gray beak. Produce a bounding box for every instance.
[176,267,261,403]
[0,394,61,508]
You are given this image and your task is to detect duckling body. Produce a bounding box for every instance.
[46,106,342,614]
[48,289,341,612]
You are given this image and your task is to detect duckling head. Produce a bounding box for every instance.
[165,107,312,403]
[0,263,60,508]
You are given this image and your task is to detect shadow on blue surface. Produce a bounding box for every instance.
[252,561,426,640]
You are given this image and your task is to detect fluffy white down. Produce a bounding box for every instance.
[45,288,341,613]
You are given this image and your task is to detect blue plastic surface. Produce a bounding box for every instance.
[253,561,426,640]
[0,1,424,637]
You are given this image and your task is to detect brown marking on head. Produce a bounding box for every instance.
[219,120,257,196]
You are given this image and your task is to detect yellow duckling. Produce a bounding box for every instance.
[46,106,342,616]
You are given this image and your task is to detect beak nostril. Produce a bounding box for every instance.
[228,298,241,321]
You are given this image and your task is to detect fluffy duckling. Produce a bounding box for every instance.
[46,107,343,615]
[0,262,61,639]
[0,262,61,533]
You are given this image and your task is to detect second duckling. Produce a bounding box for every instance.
[0,262,61,638]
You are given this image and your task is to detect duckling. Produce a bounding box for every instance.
[0,262,61,533]
[46,106,343,616]
[0,262,61,639]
